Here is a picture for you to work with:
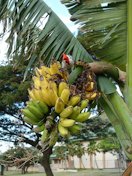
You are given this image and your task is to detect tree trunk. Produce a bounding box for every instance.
[102,152,106,169]
[79,157,81,168]
[94,154,98,169]
[40,147,54,176]
[81,158,85,168]
[89,154,93,169]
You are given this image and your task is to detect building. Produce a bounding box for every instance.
[50,141,126,170]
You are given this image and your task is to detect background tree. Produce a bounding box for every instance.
[97,138,120,169]
[86,141,99,169]
[52,145,68,168]
[71,141,85,169]
[1,146,40,174]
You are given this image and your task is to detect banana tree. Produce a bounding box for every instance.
[62,0,132,160]
[0,0,132,175]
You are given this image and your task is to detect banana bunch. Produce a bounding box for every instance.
[22,60,100,146]
[54,82,91,137]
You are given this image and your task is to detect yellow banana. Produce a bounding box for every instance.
[49,81,58,94]
[69,124,82,134]
[58,81,68,96]
[68,95,81,106]
[29,88,44,102]
[69,106,80,120]
[60,119,75,127]
[22,108,39,122]
[58,123,69,137]
[39,76,49,89]
[60,106,73,118]
[36,66,51,78]
[28,89,36,100]
[80,99,89,110]
[60,88,70,105]
[85,92,98,100]
[41,128,49,143]
[48,86,58,106]
[35,67,41,77]
[55,97,65,113]
[76,112,90,122]
[32,76,41,89]
[50,61,61,75]
[23,116,37,125]
[85,82,95,92]
[41,87,53,106]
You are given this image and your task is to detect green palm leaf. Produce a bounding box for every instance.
[0,0,92,68]
[61,0,127,71]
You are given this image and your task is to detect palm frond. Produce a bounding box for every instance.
[61,0,127,71]
[0,0,93,68]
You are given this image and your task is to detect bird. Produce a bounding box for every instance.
[62,53,74,70]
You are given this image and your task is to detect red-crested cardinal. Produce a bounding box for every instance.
[62,53,74,69]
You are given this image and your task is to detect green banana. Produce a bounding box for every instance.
[69,124,82,134]
[76,112,90,122]
[68,95,81,106]
[69,106,80,120]
[41,129,49,143]
[38,101,49,114]
[22,109,39,122]
[28,105,43,119]
[28,100,49,114]
[58,123,69,137]
[60,106,73,118]
[49,127,58,146]
[80,99,89,110]
[60,119,75,127]
[23,116,37,125]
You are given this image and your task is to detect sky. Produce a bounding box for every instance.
[0,0,77,153]
[44,0,76,32]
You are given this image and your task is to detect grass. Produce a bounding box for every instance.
[4,169,124,176]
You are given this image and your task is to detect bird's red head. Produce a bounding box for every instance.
[62,53,70,64]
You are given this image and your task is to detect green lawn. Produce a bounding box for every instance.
[4,169,124,176]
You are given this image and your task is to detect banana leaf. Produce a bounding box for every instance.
[61,0,127,71]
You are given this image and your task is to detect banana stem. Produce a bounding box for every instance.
[126,0,132,111]
[89,62,126,83]
[107,92,132,140]
[99,96,132,159]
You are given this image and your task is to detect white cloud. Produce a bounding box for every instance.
[0,141,14,153]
